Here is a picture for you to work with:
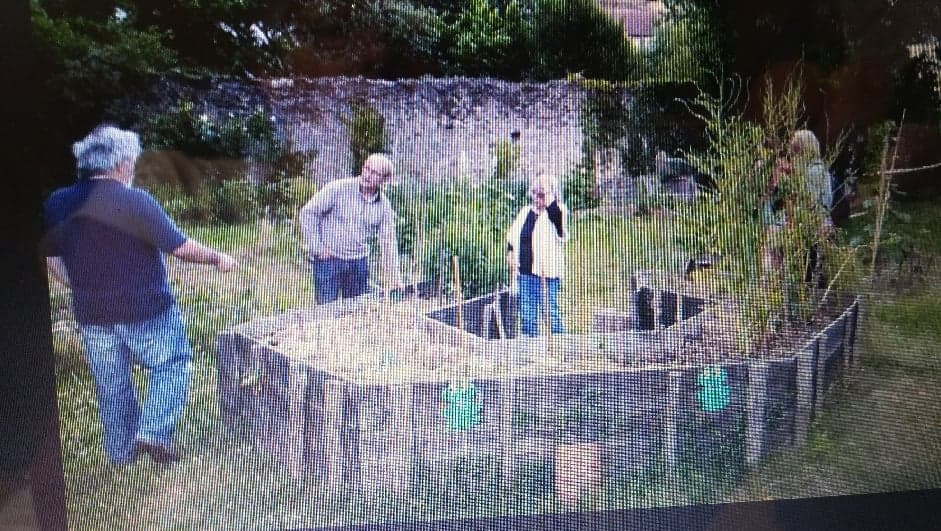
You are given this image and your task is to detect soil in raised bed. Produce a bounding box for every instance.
[259,293,852,385]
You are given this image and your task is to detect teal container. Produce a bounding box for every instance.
[697,366,731,413]
[442,382,482,430]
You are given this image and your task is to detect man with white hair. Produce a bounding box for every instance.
[42,125,238,465]
[298,153,403,303]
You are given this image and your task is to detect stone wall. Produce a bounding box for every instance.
[114,75,623,186]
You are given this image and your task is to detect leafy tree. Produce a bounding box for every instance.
[645,3,720,85]
[30,1,179,189]
[444,0,529,78]
[279,0,446,77]
[127,0,288,75]
[675,0,941,119]
[528,0,638,81]
[893,45,941,126]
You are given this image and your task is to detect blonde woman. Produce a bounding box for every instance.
[762,129,834,277]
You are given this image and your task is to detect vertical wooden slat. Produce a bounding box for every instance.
[662,370,683,469]
[388,383,414,495]
[323,379,346,491]
[794,340,819,445]
[814,333,829,412]
[249,344,269,451]
[284,360,309,479]
[846,299,861,369]
[214,331,242,430]
[745,361,768,466]
[500,376,517,491]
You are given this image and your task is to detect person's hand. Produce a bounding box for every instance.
[820,218,835,238]
[215,252,238,273]
[772,158,791,185]
[506,252,518,273]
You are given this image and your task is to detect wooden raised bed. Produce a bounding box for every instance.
[214,284,861,501]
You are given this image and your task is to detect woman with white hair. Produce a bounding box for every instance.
[42,124,238,465]
[506,172,570,337]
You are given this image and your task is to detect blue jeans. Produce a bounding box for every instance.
[79,305,192,464]
[312,257,369,304]
[518,274,564,337]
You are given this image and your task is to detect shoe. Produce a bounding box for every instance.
[112,445,141,467]
[135,440,181,464]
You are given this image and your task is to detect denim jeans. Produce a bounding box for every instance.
[312,257,369,304]
[79,305,192,464]
[518,273,564,337]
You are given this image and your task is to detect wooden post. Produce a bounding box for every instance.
[745,361,768,466]
[794,341,819,446]
[214,331,242,431]
[500,377,516,491]
[482,303,495,340]
[452,256,464,332]
[389,384,414,495]
[248,344,269,451]
[284,361,309,479]
[323,379,346,491]
[846,299,860,369]
[542,275,552,359]
[814,332,829,413]
[437,250,448,300]
[662,371,683,470]
[452,255,465,386]
[492,296,507,342]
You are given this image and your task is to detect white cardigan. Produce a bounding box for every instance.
[506,200,570,279]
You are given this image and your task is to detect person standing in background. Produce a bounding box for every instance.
[298,153,403,303]
[506,172,570,337]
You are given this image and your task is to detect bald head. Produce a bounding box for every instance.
[359,153,394,194]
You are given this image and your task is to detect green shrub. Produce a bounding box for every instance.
[143,102,314,222]
[644,5,720,85]
[682,75,861,350]
[529,0,638,81]
[492,139,521,180]
[157,184,215,224]
[445,0,529,78]
[390,178,528,298]
[288,177,319,217]
[213,179,259,225]
[561,166,601,211]
[152,179,259,225]
[579,85,631,184]
[30,2,178,135]
[344,102,388,175]
[893,46,941,126]
[142,101,284,161]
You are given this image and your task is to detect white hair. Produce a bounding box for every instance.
[530,172,563,202]
[73,125,142,176]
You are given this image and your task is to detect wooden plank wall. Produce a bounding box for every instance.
[214,295,861,497]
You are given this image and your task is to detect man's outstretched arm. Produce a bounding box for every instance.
[171,239,238,272]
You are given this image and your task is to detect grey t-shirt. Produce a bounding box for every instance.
[298,177,401,282]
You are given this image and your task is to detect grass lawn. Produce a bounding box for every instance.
[725,199,941,503]
[49,203,941,528]
[727,285,941,502]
